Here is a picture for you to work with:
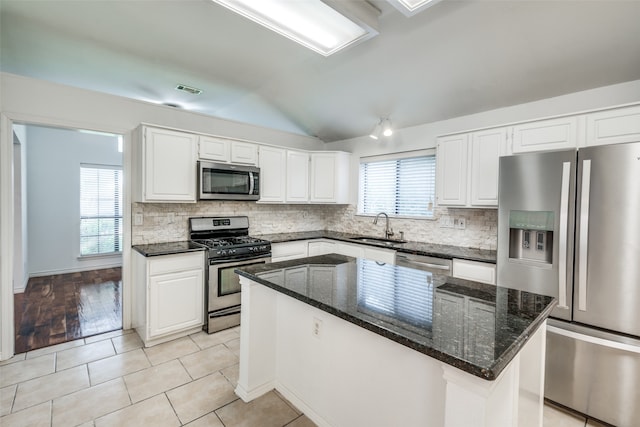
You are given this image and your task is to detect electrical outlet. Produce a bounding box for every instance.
[456,218,466,230]
[134,214,143,226]
[167,213,175,223]
[312,317,323,338]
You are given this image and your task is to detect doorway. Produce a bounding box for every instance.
[12,124,124,353]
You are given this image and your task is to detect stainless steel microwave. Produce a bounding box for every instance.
[198,161,260,201]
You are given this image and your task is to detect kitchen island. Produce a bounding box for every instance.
[235,254,555,427]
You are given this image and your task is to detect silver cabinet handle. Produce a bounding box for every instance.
[557,162,571,309]
[578,159,591,312]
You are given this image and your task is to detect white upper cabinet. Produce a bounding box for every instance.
[198,136,257,165]
[511,116,578,153]
[258,145,287,203]
[231,141,258,165]
[136,126,197,203]
[585,105,640,147]
[198,135,230,162]
[437,128,506,208]
[286,150,310,203]
[310,152,351,204]
[436,134,468,207]
[469,128,508,206]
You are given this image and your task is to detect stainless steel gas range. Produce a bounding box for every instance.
[189,216,271,333]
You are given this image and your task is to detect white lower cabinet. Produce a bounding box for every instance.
[274,239,395,263]
[271,241,309,262]
[307,239,337,256]
[134,251,204,347]
[452,258,496,285]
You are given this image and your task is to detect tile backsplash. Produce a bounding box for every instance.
[133,203,497,250]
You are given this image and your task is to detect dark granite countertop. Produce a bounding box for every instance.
[132,241,206,257]
[236,254,555,380]
[255,230,497,263]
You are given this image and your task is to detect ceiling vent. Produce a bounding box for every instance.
[175,84,203,95]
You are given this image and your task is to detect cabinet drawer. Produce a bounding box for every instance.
[149,252,204,276]
[452,259,496,285]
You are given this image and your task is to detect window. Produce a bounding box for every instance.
[358,150,436,218]
[80,165,123,256]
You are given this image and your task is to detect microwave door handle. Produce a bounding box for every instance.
[249,172,255,195]
[577,159,591,312]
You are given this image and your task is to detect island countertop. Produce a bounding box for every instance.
[235,254,555,380]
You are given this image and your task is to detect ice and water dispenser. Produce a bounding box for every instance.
[508,210,554,265]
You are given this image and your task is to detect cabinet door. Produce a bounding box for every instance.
[198,136,230,162]
[335,243,365,258]
[149,268,203,338]
[271,241,308,262]
[469,128,507,207]
[363,247,395,264]
[436,134,468,206]
[310,152,350,204]
[258,146,286,203]
[144,127,197,202]
[586,105,640,147]
[308,240,337,256]
[512,117,577,153]
[286,151,310,203]
[231,141,258,165]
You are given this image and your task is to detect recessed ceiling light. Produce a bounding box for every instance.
[175,84,203,95]
[387,0,442,17]
[211,0,379,56]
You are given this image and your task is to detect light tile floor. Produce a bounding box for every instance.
[0,328,314,427]
[0,327,608,427]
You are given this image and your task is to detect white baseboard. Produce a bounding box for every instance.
[234,380,276,403]
[275,381,332,427]
[29,262,122,278]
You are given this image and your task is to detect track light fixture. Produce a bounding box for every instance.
[369,118,393,140]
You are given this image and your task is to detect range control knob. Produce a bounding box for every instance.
[220,250,227,256]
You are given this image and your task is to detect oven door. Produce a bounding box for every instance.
[208,254,271,312]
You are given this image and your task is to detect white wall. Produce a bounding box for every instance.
[322,79,640,250]
[25,125,123,276]
[327,79,640,202]
[0,73,324,150]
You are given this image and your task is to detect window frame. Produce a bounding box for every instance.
[357,149,436,220]
[79,163,123,258]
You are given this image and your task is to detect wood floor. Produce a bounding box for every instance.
[14,267,122,354]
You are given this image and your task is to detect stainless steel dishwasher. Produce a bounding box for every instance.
[395,253,452,274]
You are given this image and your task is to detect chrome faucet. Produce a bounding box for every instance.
[373,212,394,239]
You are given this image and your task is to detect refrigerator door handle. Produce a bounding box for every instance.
[577,159,591,311]
[557,162,571,309]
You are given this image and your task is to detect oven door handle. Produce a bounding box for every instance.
[209,254,271,265]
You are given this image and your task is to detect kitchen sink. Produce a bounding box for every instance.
[349,236,407,246]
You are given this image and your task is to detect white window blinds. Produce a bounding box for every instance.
[80,165,123,256]
[358,151,436,218]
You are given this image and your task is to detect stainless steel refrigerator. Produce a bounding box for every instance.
[497,141,640,427]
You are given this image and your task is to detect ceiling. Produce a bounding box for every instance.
[2,0,640,143]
